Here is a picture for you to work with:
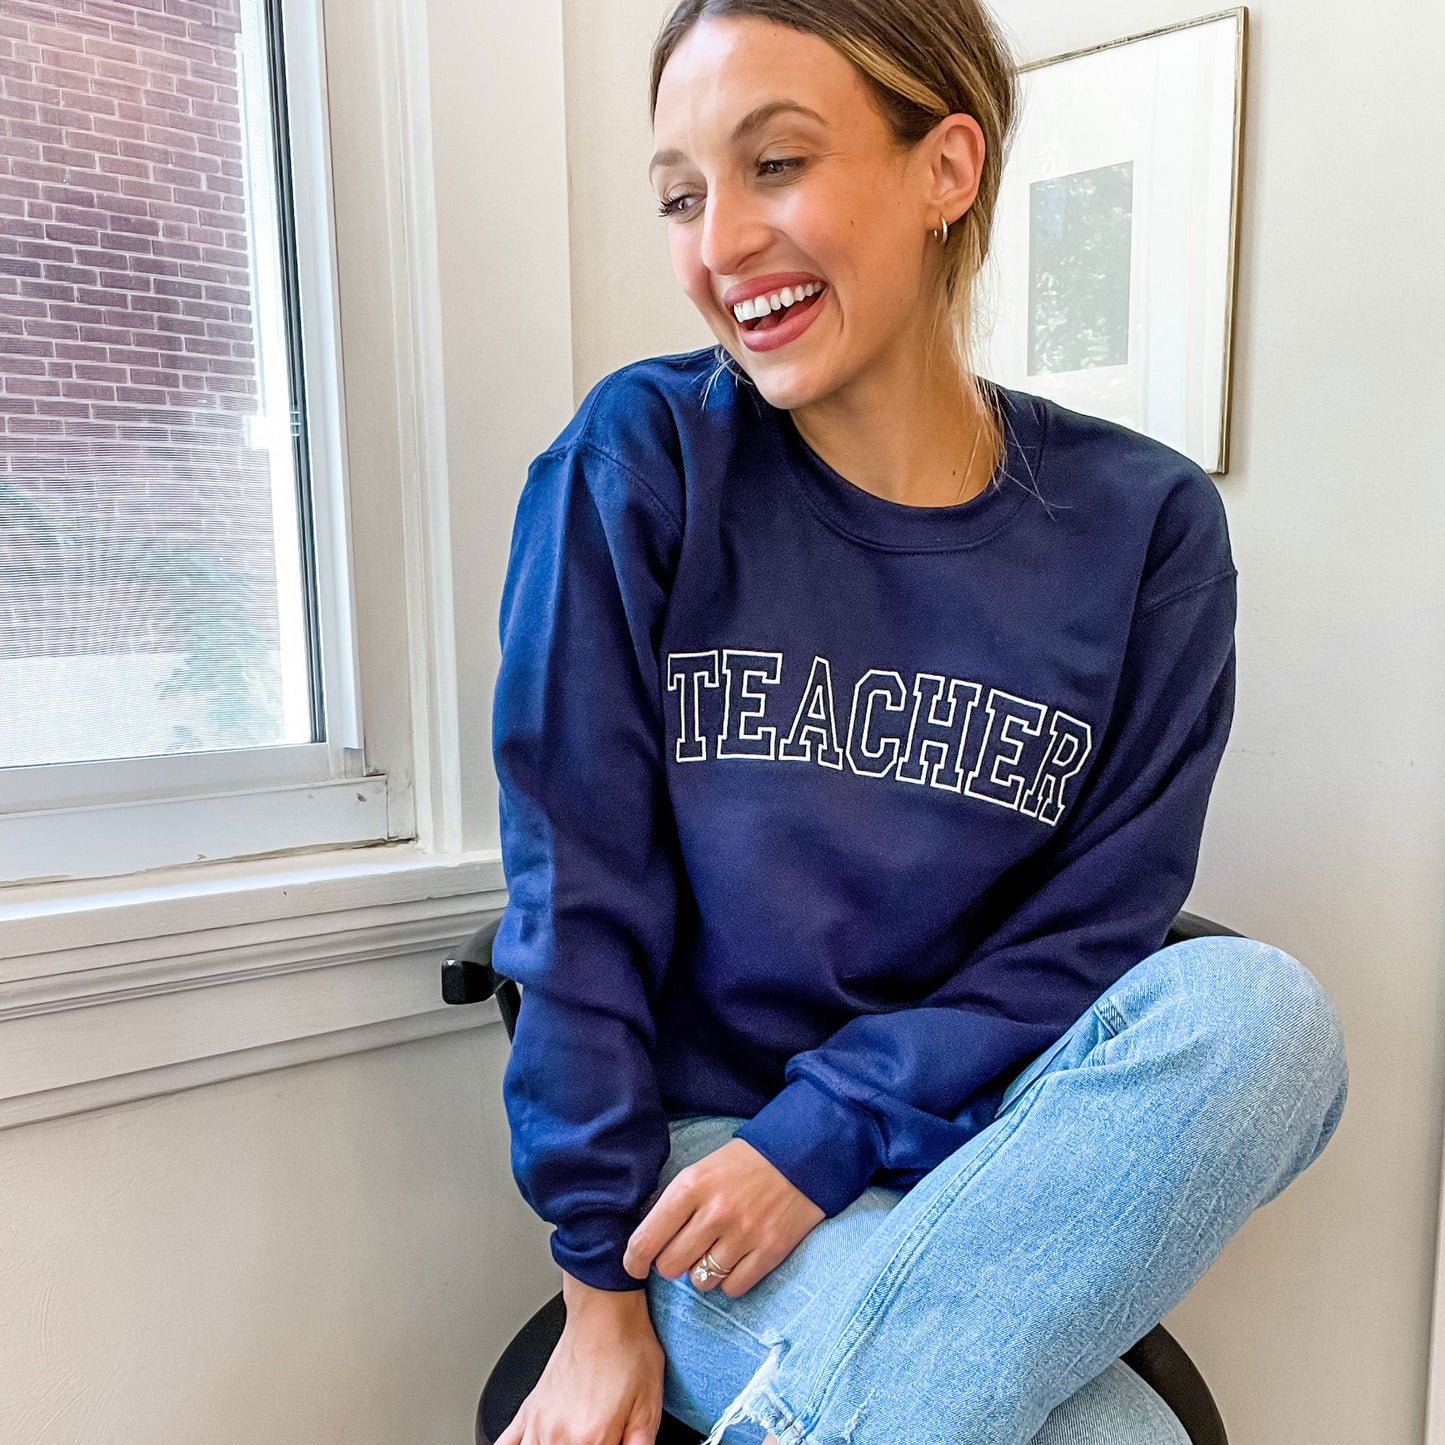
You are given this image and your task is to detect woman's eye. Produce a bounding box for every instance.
[656,158,804,220]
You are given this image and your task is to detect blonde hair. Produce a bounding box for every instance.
[649,0,1020,482]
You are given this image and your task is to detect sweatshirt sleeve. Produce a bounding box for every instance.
[492,439,686,1292]
[733,562,1238,1217]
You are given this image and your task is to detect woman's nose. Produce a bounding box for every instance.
[698,181,772,278]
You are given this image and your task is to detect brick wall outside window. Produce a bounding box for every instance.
[0,0,282,697]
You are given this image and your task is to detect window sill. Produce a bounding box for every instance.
[0,843,508,1130]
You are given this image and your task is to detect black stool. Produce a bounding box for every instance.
[445,910,1236,1445]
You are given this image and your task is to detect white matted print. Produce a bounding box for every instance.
[976,9,1247,474]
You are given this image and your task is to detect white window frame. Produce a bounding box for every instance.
[1,0,384,886]
[0,0,577,1125]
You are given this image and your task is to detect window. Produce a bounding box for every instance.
[1,0,391,886]
[0,0,568,1131]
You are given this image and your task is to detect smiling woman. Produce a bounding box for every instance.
[644,4,1018,507]
[486,5,1348,1445]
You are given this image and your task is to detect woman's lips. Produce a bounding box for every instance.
[735,285,828,353]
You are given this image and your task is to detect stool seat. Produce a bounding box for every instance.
[475,1289,1228,1445]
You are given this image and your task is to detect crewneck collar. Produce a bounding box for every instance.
[765,375,1047,553]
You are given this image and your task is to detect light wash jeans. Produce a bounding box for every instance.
[641,936,1349,1445]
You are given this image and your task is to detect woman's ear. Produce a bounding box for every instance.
[928,111,986,221]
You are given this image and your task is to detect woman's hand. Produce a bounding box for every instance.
[622,1138,826,1297]
[495,1278,664,1445]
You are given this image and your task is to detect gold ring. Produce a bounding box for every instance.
[691,1250,731,1285]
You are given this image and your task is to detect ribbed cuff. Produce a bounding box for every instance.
[733,1075,882,1217]
[549,1212,648,1292]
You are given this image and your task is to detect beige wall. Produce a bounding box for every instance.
[562,2,1445,1443]
[0,1032,542,1444]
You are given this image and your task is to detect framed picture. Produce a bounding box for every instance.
[976,9,1248,474]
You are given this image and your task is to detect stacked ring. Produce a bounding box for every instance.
[691,1250,732,1286]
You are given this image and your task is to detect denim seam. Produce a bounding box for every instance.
[997,1003,1121,1119]
[1093,994,1129,1038]
[786,1075,1056,1434]
[657,1266,776,1354]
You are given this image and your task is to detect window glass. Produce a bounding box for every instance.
[0,0,318,769]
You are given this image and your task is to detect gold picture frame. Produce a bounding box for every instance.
[978,9,1249,474]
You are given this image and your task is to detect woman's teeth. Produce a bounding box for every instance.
[733,282,824,324]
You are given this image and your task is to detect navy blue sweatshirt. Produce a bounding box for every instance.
[492,346,1237,1292]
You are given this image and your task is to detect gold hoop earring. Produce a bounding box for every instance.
[931,212,949,246]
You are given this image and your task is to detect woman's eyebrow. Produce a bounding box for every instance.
[649,99,827,175]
